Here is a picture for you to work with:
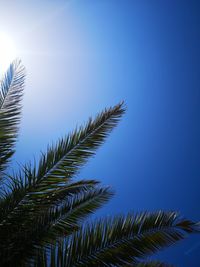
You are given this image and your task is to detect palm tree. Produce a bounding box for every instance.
[0,60,199,267]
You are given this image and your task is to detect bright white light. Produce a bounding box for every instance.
[0,32,17,74]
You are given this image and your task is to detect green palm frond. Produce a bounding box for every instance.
[0,183,112,266]
[61,211,199,266]
[32,101,125,191]
[0,59,199,267]
[0,179,99,222]
[0,102,124,266]
[30,248,176,267]
[25,187,113,266]
[0,102,124,223]
[42,186,113,239]
[0,60,25,174]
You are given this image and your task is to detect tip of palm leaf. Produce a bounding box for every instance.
[176,219,200,233]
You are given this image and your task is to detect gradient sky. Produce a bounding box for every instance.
[0,0,199,266]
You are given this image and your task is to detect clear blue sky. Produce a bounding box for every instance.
[1,0,199,266]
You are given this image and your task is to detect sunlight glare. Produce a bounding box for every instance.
[0,32,17,74]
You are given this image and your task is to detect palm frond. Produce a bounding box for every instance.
[0,102,124,266]
[31,101,125,193]
[24,187,113,267]
[0,59,197,267]
[0,59,25,174]
[0,103,124,226]
[0,184,113,266]
[41,186,114,241]
[0,178,98,222]
[62,211,199,266]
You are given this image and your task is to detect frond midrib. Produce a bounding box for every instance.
[36,108,119,186]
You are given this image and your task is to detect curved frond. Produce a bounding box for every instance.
[0,183,113,266]
[0,103,124,227]
[0,102,124,266]
[44,186,114,239]
[0,179,98,222]
[32,101,125,192]
[23,187,113,266]
[63,211,199,266]
[0,59,25,174]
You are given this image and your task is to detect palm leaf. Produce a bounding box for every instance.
[0,102,124,266]
[0,183,113,266]
[0,103,124,226]
[25,187,113,267]
[0,178,98,222]
[41,186,114,240]
[62,211,199,266]
[31,101,125,193]
[0,59,25,174]
[0,59,198,267]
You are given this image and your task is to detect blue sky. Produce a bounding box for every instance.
[0,0,199,266]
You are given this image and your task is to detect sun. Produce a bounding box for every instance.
[0,32,17,74]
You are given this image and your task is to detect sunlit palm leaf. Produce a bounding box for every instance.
[0,59,25,174]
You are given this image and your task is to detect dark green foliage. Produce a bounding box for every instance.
[0,61,199,267]
[59,212,198,266]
